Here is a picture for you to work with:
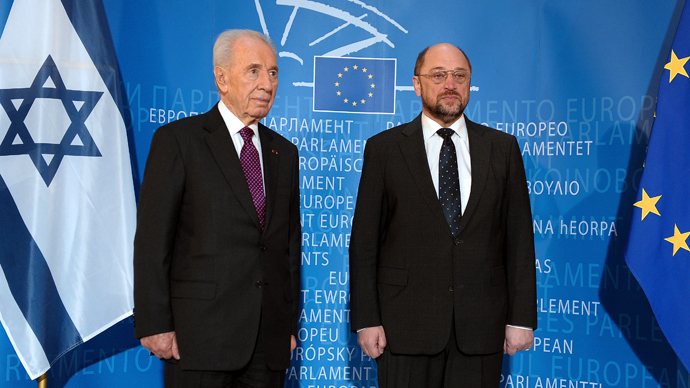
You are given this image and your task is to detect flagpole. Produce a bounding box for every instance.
[37,372,47,388]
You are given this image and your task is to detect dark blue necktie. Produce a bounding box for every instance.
[438,128,461,235]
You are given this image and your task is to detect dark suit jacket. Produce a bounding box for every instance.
[133,105,301,371]
[350,114,537,356]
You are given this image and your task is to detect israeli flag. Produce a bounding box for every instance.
[0,0,136,379]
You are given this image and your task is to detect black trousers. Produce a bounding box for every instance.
[163,327,285,388]
[376,322,503,388]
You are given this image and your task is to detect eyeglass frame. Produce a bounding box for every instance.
[415,69,471,84]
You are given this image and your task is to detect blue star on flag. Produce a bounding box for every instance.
[0,55,102,186]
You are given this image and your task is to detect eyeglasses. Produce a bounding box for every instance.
[415,69,471,84]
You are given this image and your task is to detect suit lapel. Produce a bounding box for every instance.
[399,115,452,235]
[204,106,263,231]
[258,124,278,232]
[457,119,490,234]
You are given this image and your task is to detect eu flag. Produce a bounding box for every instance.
[625,3,690,371]
[313,56,396,114]
[0,0,136,379]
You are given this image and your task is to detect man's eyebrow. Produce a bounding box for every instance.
[427,66,468,71]
[245,63,279,72]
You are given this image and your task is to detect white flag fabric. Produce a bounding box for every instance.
[0,0,136,379]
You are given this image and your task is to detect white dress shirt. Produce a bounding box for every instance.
[217,102,266,193]
[421,113,471,213]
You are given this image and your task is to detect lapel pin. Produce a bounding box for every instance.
[272,149,279,155]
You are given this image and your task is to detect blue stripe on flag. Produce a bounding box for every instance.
[0,1,12,36]
[61,0,140,199]
[0,174,82,363]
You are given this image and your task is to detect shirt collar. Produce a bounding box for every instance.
[217,101,259,137]
[421,113,468,143]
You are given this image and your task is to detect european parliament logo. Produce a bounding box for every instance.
[313,56,396,114]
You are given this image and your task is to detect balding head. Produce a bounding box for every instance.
[414,43,472,77]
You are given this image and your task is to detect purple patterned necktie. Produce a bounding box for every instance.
[239,127,265,229]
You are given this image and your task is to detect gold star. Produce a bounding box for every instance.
[337,91,341,96]
[369,92,373,97]
[634,189,661,220]
[664,50,690,82]
[362,68,367,72]
[368,74,373,79]
[344,98,348,103]
[344,67,349,72]
[665,224,690,256]
[353,65,358,70]
[361,99,366,104]
[335,82,339,87]
[352,101,357,106]
[338,73,343,78]
[370,83,375,88]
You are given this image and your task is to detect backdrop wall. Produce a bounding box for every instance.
[0,0,687,387]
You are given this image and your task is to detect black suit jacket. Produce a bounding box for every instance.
[350,114,537,355]
[133,105,301,371]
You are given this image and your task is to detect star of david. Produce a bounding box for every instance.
[0,55,102,186]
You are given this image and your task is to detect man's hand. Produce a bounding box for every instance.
[503,326,534,356]
[291,335,297,352]
[357,326,387,359]
[141,331,180,360]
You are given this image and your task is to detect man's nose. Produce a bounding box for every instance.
[443,73,457,90]
[259,71,277,91]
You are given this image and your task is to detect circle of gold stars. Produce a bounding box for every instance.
[335,64,375,107]
[631,49,690,258]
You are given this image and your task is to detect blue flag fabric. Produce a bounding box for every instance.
[625,2,690,371]
[0,0,136,379]
[313,56,396,114]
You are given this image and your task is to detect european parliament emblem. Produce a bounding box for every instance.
[313,56,396,114]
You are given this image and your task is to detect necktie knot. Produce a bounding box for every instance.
[437,128,454,141]
[240,126,254,143]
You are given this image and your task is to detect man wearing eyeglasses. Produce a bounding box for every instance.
[349,43,537,387]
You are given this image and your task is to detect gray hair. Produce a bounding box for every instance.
[213,29,277,69]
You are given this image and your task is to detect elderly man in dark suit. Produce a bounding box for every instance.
[133,29,300,388]
[349,43,537,387]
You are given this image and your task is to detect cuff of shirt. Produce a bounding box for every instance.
[506,324,533,330]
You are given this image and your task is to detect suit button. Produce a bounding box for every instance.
[255,281,263,288]
[260,245,267,252]
[448,286,454,292]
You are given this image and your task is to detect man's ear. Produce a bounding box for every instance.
[214,66,228,94]
[412,76,422,97]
